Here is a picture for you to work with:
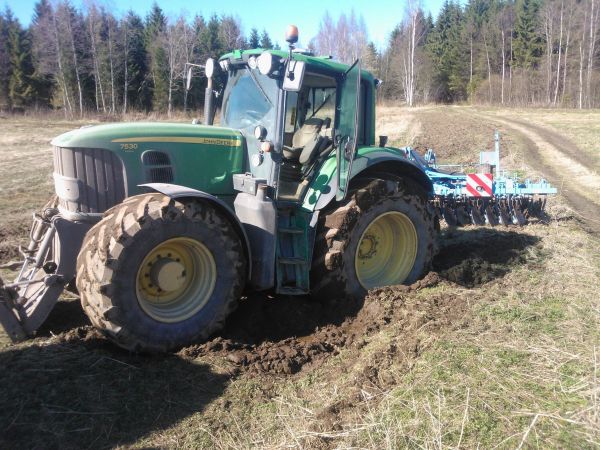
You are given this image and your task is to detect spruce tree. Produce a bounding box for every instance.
[198,15,223,58]
[29,0,53,109]
[8,17,35,109]
[513,0,542,69]
[125,11,150,111]
[259,30,273,49]
[248,28,260,48]
[145,3,168,111]
[0,9,12,110]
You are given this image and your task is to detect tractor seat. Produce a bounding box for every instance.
[283,118,324,161]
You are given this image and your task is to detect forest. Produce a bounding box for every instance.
[0,0,598,117]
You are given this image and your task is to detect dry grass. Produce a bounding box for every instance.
[0,108,599,449]
[479,108,600,170]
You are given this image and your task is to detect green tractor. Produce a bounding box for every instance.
[0,27,436,352]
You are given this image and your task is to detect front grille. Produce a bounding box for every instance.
[53,146,127,214]
[142,151,170,166]
[148,167,174,183]
[142,150,174,183]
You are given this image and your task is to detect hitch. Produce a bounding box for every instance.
[0,278,27,341]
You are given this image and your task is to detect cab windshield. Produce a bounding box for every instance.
[221,68,278,135]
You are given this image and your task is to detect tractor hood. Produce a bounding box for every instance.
[51,122,244,150]
[51,122,246,198]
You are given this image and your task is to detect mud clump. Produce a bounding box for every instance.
[433,228,540,287]
[178,272,447,375]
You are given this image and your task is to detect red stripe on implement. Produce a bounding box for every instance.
[466,184,481,197]
[482,173,493,182]
[470,173,493,196]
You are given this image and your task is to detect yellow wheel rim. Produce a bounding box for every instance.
[355,211,418,289]
[136,237,216,323]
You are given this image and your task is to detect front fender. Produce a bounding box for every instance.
[140,183,252,280]
[301,148,433,212]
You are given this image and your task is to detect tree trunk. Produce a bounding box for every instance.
[553,0,564,106]
[561,4,573,105]
[470,34,473,86]
[123,20,129,115]
[580,6,588,109]
[88,12,106,113]
[509,29,513,104]
[544,9,553,105]
[484,32,492,103]
[51,10,72,117]
[65,9,84,117]
[501,30,506,105]
[586,0,599,108]
[108,19,116,114]
[409,10,417,107]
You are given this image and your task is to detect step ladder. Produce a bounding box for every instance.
[276,208,311,295]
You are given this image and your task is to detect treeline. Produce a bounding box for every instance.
[312,0,600,108]
[1,0,598,115]
[0,1,278,117]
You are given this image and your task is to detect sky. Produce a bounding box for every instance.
[5,0,447,49]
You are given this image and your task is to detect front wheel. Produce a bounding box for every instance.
[311,178,436,300]
[76,193,247,352]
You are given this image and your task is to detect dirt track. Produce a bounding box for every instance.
[468,110,600,236]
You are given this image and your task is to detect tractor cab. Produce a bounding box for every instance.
[193,26,375,206]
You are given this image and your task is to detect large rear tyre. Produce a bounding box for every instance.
[311,178,436,300]
[76,193,246,352]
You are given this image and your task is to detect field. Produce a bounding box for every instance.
[0,107,599,449]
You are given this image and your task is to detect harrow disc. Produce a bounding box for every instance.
[455,205,471,226]
[511,198,527,226]
[485,205,499,226]
[470,202,486,226]
[442,204,458,227]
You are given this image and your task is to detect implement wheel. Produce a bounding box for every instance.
[76,193,246,352]
[311,178,436,299]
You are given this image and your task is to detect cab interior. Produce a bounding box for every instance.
[278,72,337,200]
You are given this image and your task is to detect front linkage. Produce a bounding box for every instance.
[0,197,90,341]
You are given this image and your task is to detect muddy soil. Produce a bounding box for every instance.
[0,222,30,263]
[41,228,540,378]
[408,109,521,164]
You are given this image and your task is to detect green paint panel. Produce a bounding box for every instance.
[51,122,245,197]
[301,145,412,211]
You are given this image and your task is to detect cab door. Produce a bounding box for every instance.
[336,59,361,201]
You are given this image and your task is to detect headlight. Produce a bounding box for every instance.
[257,52,274,75]
[248,56,258,70]
[254,125,267,141]
[205,58,215,78]
[219,59,229,71]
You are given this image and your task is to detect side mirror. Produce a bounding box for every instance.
[186,66,193,91]
[283,60,305,92]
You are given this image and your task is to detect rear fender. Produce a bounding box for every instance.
[301,150,433,212]
[141,183,252,280]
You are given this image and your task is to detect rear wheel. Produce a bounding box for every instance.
[311,178,436,300]
[76,193,246,352]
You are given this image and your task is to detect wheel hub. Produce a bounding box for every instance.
[358,234,379,260]
[150,259,186,292]
[355,211,418,289]
[136,237,216,323]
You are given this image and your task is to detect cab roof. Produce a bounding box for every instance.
[219,48,375,83]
